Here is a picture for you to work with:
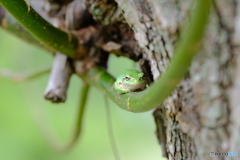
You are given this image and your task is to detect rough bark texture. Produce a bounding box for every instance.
[188,1,238,159]
[152,0,239,160]
[1,0,239,159]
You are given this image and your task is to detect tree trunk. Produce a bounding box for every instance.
[151,0,239,159]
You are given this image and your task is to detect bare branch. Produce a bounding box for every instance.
[44,53,73,103]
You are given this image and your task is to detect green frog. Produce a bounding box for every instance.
[114,69,147,94]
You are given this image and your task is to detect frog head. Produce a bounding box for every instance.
[114,69,147,94]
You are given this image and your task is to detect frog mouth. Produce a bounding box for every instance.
[124,82,147,91]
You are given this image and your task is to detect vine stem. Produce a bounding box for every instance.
[83,0,211,113]
[0,65,51,82]
[0,0,211,113]
[0,0,79,57]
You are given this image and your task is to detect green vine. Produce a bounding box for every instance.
[0,0,211,113]
[0,13,53,52]
[0,0,78,57]
[83,0,211,112]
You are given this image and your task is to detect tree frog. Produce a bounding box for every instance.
[114,69,147,94]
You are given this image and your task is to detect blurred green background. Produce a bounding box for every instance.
[0,29,165,160]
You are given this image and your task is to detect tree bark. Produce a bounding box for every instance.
[152,0,239,159]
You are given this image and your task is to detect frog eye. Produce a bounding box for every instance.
[124,76,131,81]
[139,75,145,80]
